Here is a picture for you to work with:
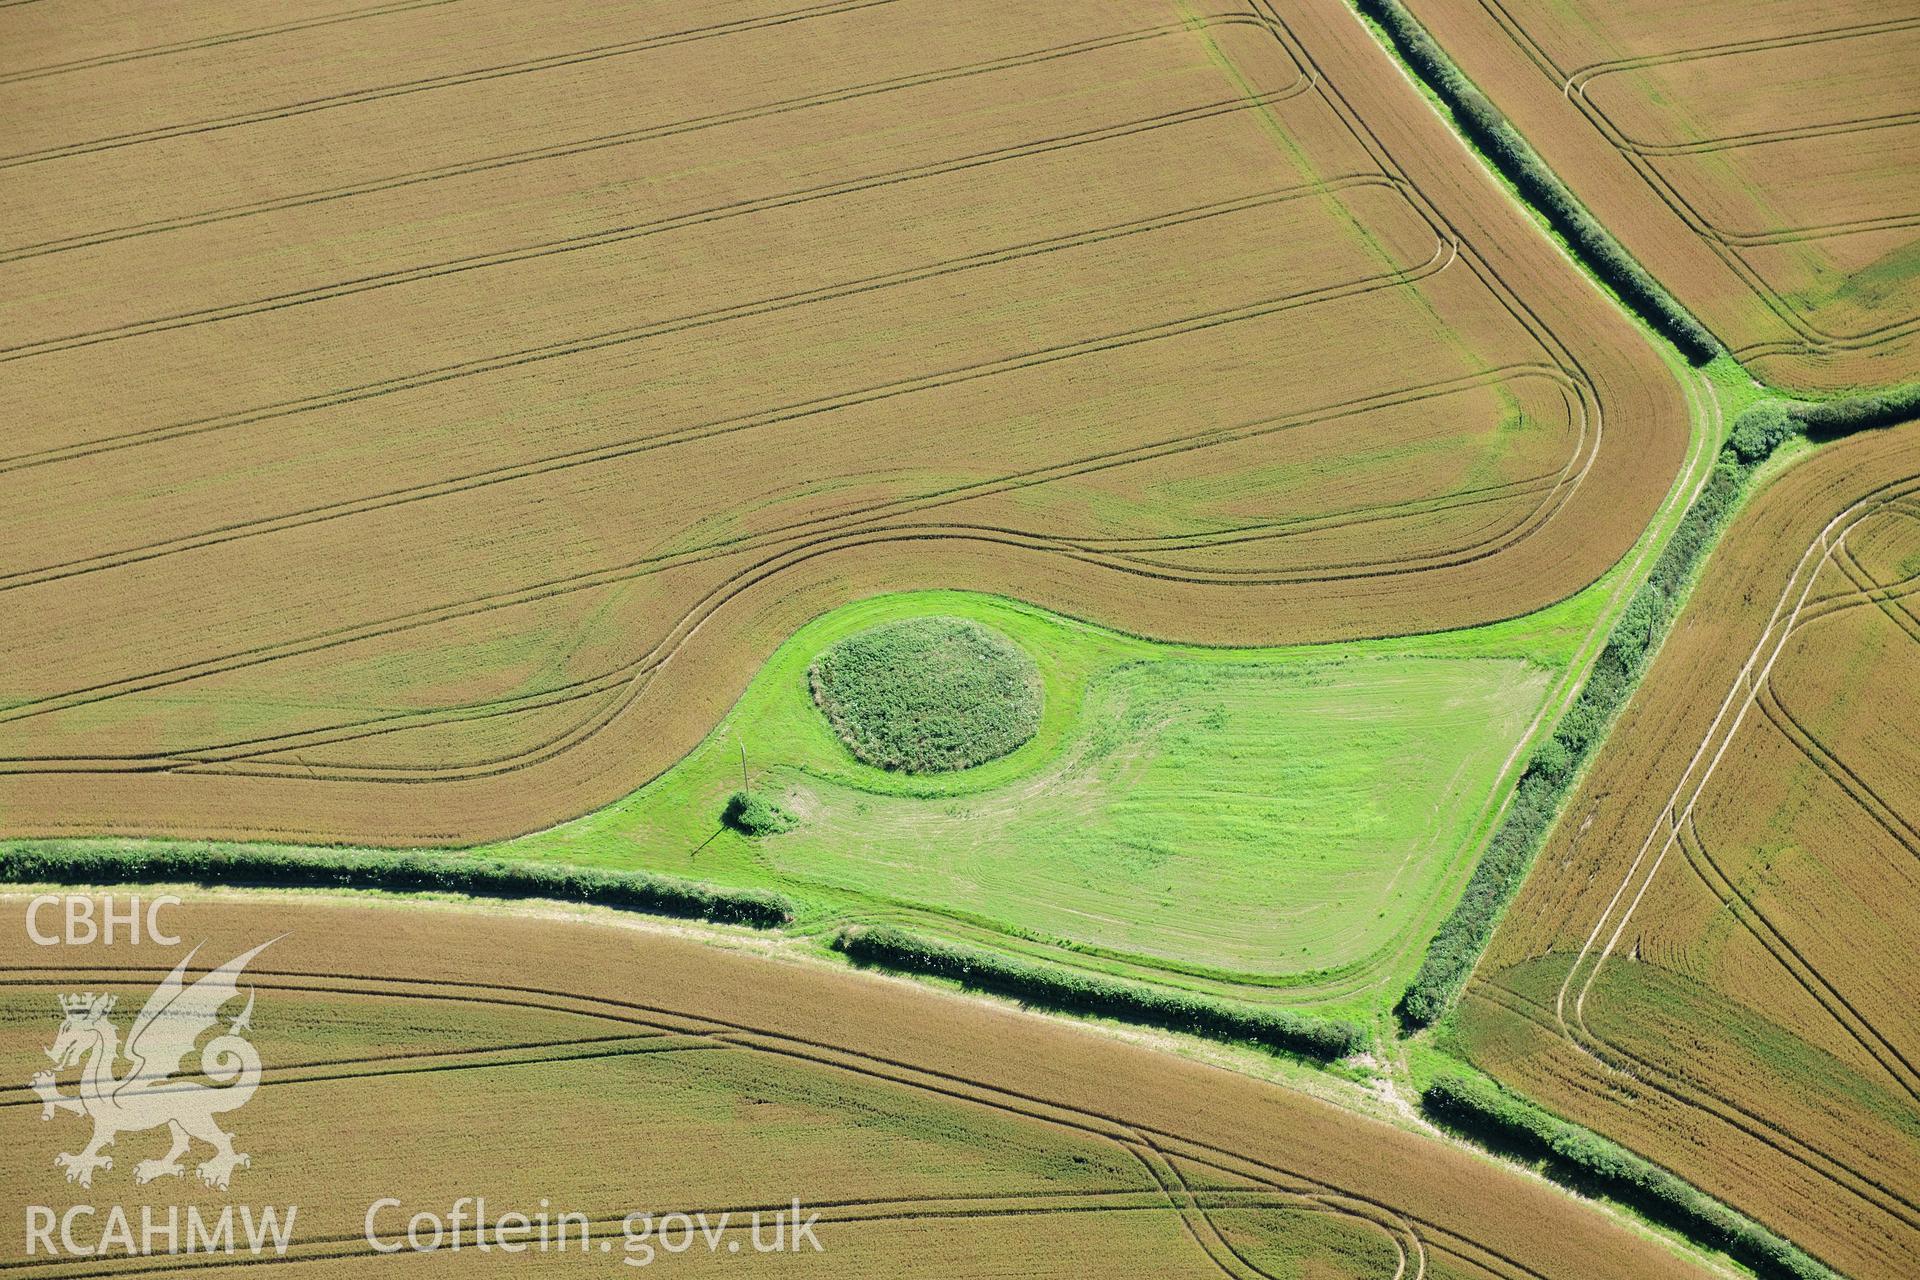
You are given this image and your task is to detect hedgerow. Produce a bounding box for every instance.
[1400,457,1749,1022]
[0,840,795,928]
[1357,0,1720,362]
[1727,402,1796,462]
[835,925,1366,1060]
[1793,380,1920,435]
[1402,391,1918,1026]
[1424,1074,1838,1280]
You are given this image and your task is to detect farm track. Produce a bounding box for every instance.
[0,895,1718,1279]
[1407,0,1920,387]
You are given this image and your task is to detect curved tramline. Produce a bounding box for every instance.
[1452,424,1920,1280]
[2,1,1891,1278]
[1401,0,1920,391]
[0,0,1689,844]
[1554,471,1920,1037]
[0,893,1718,1278]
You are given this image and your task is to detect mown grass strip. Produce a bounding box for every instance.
[1401,394,1916,1026]
[1423,1074,1840,1280]
[835,924,1366,1060]
[1356,0,1720,362]
[0,840,795,928]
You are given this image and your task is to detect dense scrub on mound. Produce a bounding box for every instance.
[1424,1075,1838,1280]
[0,841,794,928]
[1402,392,1919,1025]
[809,616,1042,773]
[1359,0,1720,362]
[835,925,1366,1060]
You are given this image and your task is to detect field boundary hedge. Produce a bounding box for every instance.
[1423,1074,1839,1280]
[835,925,1366,1060]
[1356,0,1720,362]
[0,841,795,928]
[1795,381,1920,436]
[1401,395,1914,1025]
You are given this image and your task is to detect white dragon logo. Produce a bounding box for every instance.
[30,939,276,1191]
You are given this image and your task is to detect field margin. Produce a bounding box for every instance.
[834,924,1367,1061]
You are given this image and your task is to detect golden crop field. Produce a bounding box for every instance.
[12,2,1914,1277]
[1449,423,1920,1280]
[0,894,1716,1278]
[1404,0,1920,392]
[0,0,1687,844]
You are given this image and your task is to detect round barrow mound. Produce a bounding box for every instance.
[808,616,1042,773]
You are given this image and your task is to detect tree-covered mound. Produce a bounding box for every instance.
[808,616,1042,773]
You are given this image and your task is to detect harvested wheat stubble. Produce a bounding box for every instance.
[1402,0,1920,393]
[0,894,1716,1277]
[1450,423,1920,1280]
[0,0,1687,843]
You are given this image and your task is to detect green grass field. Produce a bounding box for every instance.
[8,356,1723,1027]
[10,357,1721,1028]
[470,585,1617,1015]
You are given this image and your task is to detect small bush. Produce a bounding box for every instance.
[1727,402,1797,462]
[722,790,796,837]
[1424,1075,1838,1280]
[809,616,1042,773]
[1524,738,1574,785]
[835,925,1366,1060]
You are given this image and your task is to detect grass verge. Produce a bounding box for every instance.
[1355,0,1718,362]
